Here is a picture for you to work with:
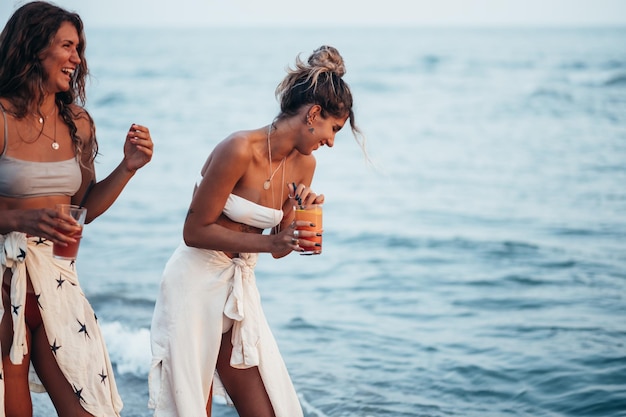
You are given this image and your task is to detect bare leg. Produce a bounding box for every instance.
[29,323,94,417]
[215,329,276,417]
[1,283,33,417]
[206,382,213,417]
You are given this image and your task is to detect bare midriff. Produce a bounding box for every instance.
[0,195,72,291]
[215,213,264,259]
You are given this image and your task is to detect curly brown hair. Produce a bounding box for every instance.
[0,1,97,162]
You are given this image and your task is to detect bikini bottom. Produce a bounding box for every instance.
[2,281,43,331]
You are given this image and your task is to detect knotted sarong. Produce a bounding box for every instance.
[148,242,302,417]
[0,232,122,416]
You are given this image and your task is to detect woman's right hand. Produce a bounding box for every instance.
[273,220,321,254]
[271,222,302,254]
[14,208,82,245]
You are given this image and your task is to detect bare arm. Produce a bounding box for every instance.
[0,208,80,245]
[75,122,153,223]
[183,135,296,255]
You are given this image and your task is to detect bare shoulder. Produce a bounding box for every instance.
[69,104,92,124]
[0,98,16,154]
[0,98,6,125]
[68,104,94,138]
[201,130,255,175]
[0,99,5,154]
[213,130,256,162]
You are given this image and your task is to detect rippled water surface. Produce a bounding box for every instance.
[31,27,626,416]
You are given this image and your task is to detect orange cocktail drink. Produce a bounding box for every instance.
[294,204,322,255]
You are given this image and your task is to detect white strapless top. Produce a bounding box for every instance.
[223,193,283,230]
[196,175,283,229]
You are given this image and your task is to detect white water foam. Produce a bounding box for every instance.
[100,321,152,376]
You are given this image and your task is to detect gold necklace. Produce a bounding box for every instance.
[46,114,59,150]
[33,105,56,124]
[36,111,59,150]
[263,122,285,190]
[16,115,58,150]
[271,149,287,235]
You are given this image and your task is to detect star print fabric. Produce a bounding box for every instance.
[0,233,122,416]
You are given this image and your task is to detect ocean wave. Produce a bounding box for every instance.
[101,321,151,376]
[334,232,543,254]
[567,70,626,87]
[286,316,326,331]
[70,26,626,417]
[93,92,128,107]
[528,87,574,102]
[604,73,626,86]
[548,224,625,238]
[528,368,626,416]
[559,59,626,71]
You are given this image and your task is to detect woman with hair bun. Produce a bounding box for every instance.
[149,45,363,417]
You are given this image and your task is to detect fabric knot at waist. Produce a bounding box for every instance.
[1,232,30,364]
[221,252,263,369]
[1,231,28,267]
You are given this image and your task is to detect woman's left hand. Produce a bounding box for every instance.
[289,182,324,207]
[123,123,154,172]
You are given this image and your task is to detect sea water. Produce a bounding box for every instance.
[32,27,626,416]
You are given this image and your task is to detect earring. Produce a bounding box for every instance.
[306,116,314,133]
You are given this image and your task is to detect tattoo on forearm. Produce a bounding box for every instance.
[239,223,260,234]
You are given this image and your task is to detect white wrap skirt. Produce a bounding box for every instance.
[0,232,122,416]
[148,242,303,417]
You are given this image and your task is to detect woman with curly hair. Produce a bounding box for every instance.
[0,2,153,415]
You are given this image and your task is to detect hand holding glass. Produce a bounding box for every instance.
[294,204,323,255]
[52,204,87,261]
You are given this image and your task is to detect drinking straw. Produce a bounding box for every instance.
[291,182,304,209]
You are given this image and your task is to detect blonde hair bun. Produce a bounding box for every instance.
[307,45,346,78]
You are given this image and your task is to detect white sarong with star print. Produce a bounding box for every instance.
[0,232,122,416]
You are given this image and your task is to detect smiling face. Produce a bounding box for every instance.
[298,105,349,155]
[39,21,81,95]
[309,114,348,152]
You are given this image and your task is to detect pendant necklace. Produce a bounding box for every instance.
[263,123,285,190]
[41,111,59,150]
[18,111,59,150]
[33,106,59,150]
[34,105,56,125]
[50,120,59,150]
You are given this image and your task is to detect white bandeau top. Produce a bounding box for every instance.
[197,176,283,229]
[223,193,283,230]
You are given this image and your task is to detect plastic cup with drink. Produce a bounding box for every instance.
[52,204,87,261]
[294,203,323,255]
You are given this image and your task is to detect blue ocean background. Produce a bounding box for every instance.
[31,27,626,416]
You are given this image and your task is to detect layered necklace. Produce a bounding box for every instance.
[18,106,59,150]
[36,108,59,150]
[265,121,287,234]
[34,105,55,124]
[263,122,286,190]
